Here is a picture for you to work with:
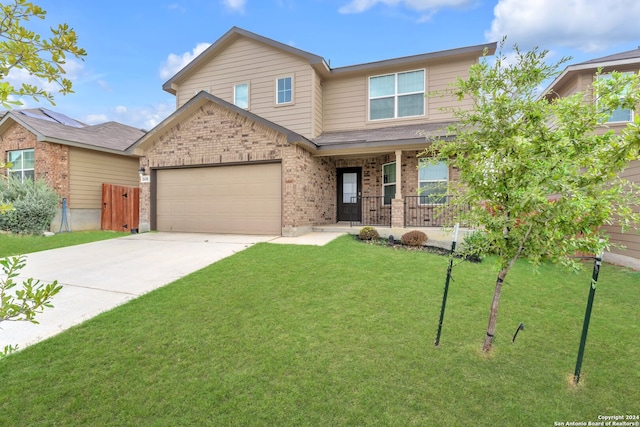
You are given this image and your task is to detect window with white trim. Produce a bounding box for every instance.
[369,69,425,120]
[598,72,634,123]
[382,162,396,205]
[7,149,35,182]
[418,159,448,205]
[234,83,249,109]
[276,76,293,105]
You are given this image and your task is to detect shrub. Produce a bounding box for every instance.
[0,177,60,234]
[358,226,379,240]
[401,230,428,246]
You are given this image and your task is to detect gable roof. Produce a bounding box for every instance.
[127,90,316,155]
[163,26,497,94]
[163,26,330,95]
[0,108,145,155]
[544,47,640,97]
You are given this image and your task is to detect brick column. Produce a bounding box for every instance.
[391,198,404,228]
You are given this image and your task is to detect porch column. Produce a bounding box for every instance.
[391,150,404,228]
[394,150,402,199]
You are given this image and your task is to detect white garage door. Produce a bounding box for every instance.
[156,163,281,235]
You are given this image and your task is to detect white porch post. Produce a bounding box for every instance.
[391,150,404,229]
[394,150,402,199]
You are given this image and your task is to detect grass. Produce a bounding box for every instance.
[0,230,129,258]
[0,235,638,426]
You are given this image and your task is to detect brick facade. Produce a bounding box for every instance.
[0,122,70,203]
[138,101,336,234]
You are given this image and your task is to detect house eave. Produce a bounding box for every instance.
[543,57,640,99]
[313,138,435,157]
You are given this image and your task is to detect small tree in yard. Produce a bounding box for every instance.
[425,40,640,352]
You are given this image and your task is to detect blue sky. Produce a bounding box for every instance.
[6,0,640,130]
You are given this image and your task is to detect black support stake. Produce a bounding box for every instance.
[573,250,603,384]
[435,223,459,347]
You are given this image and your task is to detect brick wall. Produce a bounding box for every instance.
[0,122,70,203]
[139,101,335,234]
[282,145,335,233]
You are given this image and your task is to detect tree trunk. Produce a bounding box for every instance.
[482,268,509,352]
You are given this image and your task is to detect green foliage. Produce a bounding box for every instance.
[426,40,640,272]
[0,0,87,107]
[358,226,379,240]
[401,230,428,246]
[0,176,59,234]
[0,254,62,357]
[425,39,640,351]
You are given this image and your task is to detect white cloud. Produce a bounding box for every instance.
[80,102,173,130]
[222,0,246,13]
[85,114,109,124]
[486,0,640,52]
[338,0,474,14]
[159,42,211,80]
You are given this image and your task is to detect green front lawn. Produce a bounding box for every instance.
[0,235,637,426]
[0,230,129,258]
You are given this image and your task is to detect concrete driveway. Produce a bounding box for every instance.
[0,232,288,352]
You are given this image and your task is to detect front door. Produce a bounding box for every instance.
[337,168,361,222]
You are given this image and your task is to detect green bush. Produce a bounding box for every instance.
[401,230,428,246]
[358,226,379,240]
[0,177,59,234]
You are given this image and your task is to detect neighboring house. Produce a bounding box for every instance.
[0,108,144,230]
[128,26,496,236]
[544,47,640,268]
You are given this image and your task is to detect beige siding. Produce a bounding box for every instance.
[69,148,139,209]
[312,71,323,137]
[174,37,315,138]
[323,57,476,132]
[605,159,640,260]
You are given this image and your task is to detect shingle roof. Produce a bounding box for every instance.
[574,47,640,66]
[1,108,145,153]
[313,122,454,147]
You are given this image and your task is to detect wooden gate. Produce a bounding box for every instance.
[101,184,140,232]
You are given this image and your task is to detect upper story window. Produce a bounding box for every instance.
[276,76,293,105]
[7,149,35,182]
[369,69,425,121]
[598,72,634,123]
[234,83,249,109]
[418,159,448,205]
[382,162,396,205]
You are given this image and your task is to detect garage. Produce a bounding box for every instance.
[155,163,281,235]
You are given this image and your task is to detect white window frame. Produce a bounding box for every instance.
[7,148,35,182]
[368,69,425,121]
[382,162,396,206]
[418,159,448,205]
[597,72,634,123]
[234,83,249,109]
[276,76,293,105]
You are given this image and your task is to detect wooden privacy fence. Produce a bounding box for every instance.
[101,183,140,232]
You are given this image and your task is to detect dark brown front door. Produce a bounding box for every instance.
[337,167,361,222]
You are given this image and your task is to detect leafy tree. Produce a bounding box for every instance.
[0,0,86,107]
[425,41,640,352]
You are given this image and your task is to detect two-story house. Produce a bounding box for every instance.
[544,47,640,269]
[128,27,496,236]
